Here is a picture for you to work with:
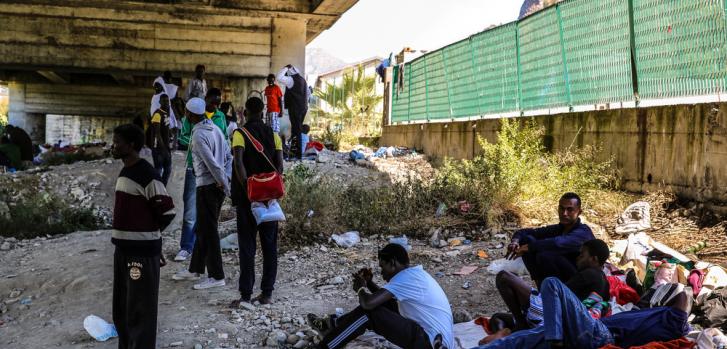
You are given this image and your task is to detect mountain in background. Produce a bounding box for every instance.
[519,0,562,19]
[306,47,348,78]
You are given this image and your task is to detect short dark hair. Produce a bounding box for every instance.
[582,239,610,265]
[206,87,222,98]
[245,96,264,115]
[267,74,275,79]
[560,192,582,207]
[159,93,168,99]
[113,124,145,152]
[302,124,310,134]
[378,243,409,266]
[195,64,205,71]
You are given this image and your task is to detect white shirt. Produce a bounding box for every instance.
[185,78,207,100]
[382,265,454,348]
[276,67,312,102]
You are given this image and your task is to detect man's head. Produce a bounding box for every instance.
[267,74,276,85]
[244,97,264,122]
[558,192,582,226]
[576,239,610,270]
[159,94,169,111]
[205,87,222,112]
[163,71,172,83]
[378,243,410,281]
[112,124,144,159]
[153,82,164,94]
[185,98,206,124]
[302,124,310,134]
[195,64,205,79]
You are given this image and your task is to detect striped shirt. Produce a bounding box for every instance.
[112,159,175,256]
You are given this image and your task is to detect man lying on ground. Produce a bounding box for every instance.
[473,276,691,349]
[506,192,595,287]
[308,243,454,349]
[485,239,611,343]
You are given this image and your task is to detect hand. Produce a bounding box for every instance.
[356,268,373,283]
[514,244,529,258]
[351,273,366,293]
[285,64,292,69]
[506,241,519,260]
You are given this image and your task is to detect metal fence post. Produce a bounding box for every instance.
[627,0,640,106]
[441,49,454,119]
[556,4,573,111]
[515,23,524,115]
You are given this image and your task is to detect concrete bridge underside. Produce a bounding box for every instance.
[0,0,357,142]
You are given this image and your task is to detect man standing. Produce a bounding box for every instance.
[4,125,33,166]
[505,192,594,287]
[174,88,228,262]
[148,94,172,185]
[277,65,309,160]
[229,97,284,306]
[110,124,175,349]
[172,97,231,290]
[310,244,454,349]
[204,88,228,140]
[185,64,207,100]
[263,74,283,133]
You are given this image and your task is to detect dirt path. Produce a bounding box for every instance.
[0,227,507,349]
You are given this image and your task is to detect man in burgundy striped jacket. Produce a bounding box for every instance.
[110,124,175,349]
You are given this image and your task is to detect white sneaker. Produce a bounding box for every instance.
[193,278,226,290]
[174,250,191,262]
[172,269,200,281]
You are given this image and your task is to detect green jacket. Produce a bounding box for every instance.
[180,109,228,168]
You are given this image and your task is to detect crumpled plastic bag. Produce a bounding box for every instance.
[331,231,361,248]
[615,201,651,235]
[251,200,286,226]
[84,315,118,342]
[487,258,527,275]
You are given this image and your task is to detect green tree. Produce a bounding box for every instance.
[312,66,383,137]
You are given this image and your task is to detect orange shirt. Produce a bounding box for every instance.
[264,85,283,113]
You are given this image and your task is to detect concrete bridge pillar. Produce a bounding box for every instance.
[271,18,307,77]
[7,82,45,143]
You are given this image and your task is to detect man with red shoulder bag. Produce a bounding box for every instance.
[230,96,285,306]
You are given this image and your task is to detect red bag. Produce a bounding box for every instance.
[239,128,284,202]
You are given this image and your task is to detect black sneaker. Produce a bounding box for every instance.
[307,313,333,337]
[433,334,447,349]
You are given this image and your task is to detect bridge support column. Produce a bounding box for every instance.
[270,18,307,76]
[7,82,45,143]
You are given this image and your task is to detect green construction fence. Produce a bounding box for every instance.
[389,0,727,124]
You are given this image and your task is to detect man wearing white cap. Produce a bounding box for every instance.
[172,97,232,290]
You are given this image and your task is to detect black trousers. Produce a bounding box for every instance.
[288,105,307,159]
[188,184,225,280]
[112,248,160,349]
[320,301,433,349]
[236,200,278,298]
[151,148,172,186]
[521,251,578,288]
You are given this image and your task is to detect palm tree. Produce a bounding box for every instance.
[312,65,383,136]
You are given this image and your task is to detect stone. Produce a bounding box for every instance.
[169,341,183,347]
[293,339,309,348]
[452,308,472,324]
[0,201,10,220]
[329,276,344,285]
[194,344,203,349]
[0,242,10,251]
[286,334,300,344]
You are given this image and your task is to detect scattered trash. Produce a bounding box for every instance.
[435,203,447,217]
[389,235,411,251]
[220,234,239,250]
[449,239,462,247]
[306,210,315,218]
[486,258,527,275]
[435,272,445,278]
[462,281,471,290]
[454,266,478,276]
[84,315,118,342]
[331,231,361,248]
[477,250,489,259]
[19,298,31,305]
[335,308,344,317]
[615,201,651,235]
[463,239,471,245]
[349,150,365,161]
[688,241,707,254]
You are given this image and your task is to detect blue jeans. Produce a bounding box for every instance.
[475,278,613,349]
[179,167,196,252]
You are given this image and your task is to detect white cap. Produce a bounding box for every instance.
[185,97,206,115]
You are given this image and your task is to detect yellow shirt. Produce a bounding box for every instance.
[232,131,282,151]
[151,112,162,123]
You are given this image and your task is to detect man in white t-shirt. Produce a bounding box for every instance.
[310,244,454,349]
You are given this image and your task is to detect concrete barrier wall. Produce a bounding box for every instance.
[381,103,727,203]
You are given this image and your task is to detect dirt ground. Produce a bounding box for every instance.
[0,149,724,349]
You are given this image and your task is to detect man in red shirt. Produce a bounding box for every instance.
[263,74,283,133]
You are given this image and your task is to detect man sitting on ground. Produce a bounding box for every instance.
[485,239,611,343]
[309,243,453,349]
[506,192,594,287]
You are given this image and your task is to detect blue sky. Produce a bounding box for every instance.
[309,0,522,62]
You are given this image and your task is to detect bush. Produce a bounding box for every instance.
[0,190,103,239]
[280,118,622,243]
